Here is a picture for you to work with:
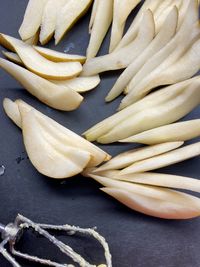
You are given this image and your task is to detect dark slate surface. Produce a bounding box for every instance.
[0,1,200,266]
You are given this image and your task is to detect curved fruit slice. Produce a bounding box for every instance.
[2,51,23,65]
[34,46,86,63]
[98,81,200,143]
[92,175,200,219]
[82,9,155,76]
[121,37,200,107]
[55,0,93,45]
[3,99,110,167]
[105,6,178,101]
[51,76,100,93]
[19,0,48,40]
[109,0,141,52]
[101,172,200,194]
[89,0,99,32]
[116,0,173,50]
[121,119,200,144]
[0,34,82,80]
[93,142,183,172]
[40,0,68,45]
[83,77,197,142]
[20,109,91,179]
[3,98,21,128]
[87,0,113,59]
[123,0,199,96]
[101,187,200,219]
[0,58,83,111]
[2,50,99,92]
[121,142,200,175]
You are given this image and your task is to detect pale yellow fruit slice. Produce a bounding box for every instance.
[89,0,99,32]
[82,9,155,76]
[99,171,200,194]
[25,30,39,45]
[93,142,183,172]
[91,175,200,219]
[98,80,200,143]
[34,46,86,63]
[3,99,110,167]
[0,34,82,80]
[3,98,21,128]
[1,52,97,93]
[121,142,200,175]
[116,0,174,50]
[121,36,200,108]
[83,77,198,142]
[101,187,200,219]
[0,58,83,111]
[20,108,91,179]
[87,0,113,59]
[19,0,48,40]
[55,0,93,45]
[123,0,199,95]
[51,76,100,93]
[2,51,23,65]
[106,6,178,101]
[40,0,68,45]
[109,0,141,52]
[121,119,200,144]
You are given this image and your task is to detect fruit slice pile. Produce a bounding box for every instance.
[19,0,93,45]
[85,142,200,219]
[0,34,100,110]
[3,98,110,179]
[84,77,200,143]
[0,0,199,221]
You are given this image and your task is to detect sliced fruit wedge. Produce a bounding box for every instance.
[3,99,111,167]
[116,0,178,50]
[89,0,99,32]
[121,119,200,144]
[91,175,200,219]
[124,0,199,94]
[121,36,200,107]
[106,6,178,102]
[84,77,198,142]
[87,0,113,59]
[120,142,200,174]
[82,9,155,76]
[51,76,100,93]
[40,0,68,45]
[20,108,91,179]
[3,98,21,128]
[98,80,200,143]
[19,0,48,40]
[101,187,200,220]
[109,0,141,52]
[55,0,93,45]
[92,142,183,172]
[34,46,86,63]
[0,58,83,111]
[96,171,200,194]
[0,34,82,80]
[2,51,23,65]
[25,30,39,45]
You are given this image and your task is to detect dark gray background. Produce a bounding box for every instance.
[0,1,200,266]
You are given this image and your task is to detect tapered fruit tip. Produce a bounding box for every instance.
[98,264,107,267]
[105,94,113,103]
